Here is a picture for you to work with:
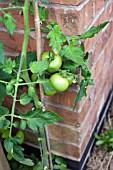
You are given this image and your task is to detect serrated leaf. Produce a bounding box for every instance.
[47,24,66,52]
[29,61,49,73]
[0,41,4,64]
[20,93,32,105]
[0,118,10,129]
[60,44,85,66]
[79,22,109,39]
[62,60,78,73]
[74,80,87,109]
[0,58,16,74]
[20,120,26,130]
[4,137,13,152]
[39,5,48,22]
[22,108,62,129]
[14,52,37,71]
[0,69,11,81]
[0,105,9,117]
[39,110,62,126]
[28,86,35,97]
[16,131,24,144]
[13,144,24,161]
[3,13,16,35]
[27,120,38,131]
[2,129,10,139]
[43,79,56,94]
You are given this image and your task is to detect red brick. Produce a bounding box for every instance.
[46,104,80,127]
[42,0,83,6]
[0,4,34,30]
[48,124,80,144]
[91,52,104,81]
[45,87,78,108]
[0,29,36,53]
[50,138,80,159]
[47,1,93,36]
[105,0,113,21]
[93,0,105,15]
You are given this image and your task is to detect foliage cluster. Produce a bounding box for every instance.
[0,0,109,168]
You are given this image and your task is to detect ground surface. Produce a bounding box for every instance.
[87,101,113,170]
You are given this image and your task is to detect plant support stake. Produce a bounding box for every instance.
[32,0,53,169]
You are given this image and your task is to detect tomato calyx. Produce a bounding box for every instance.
[42,51,62,73]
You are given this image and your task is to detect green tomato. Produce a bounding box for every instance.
[42,51,62,73]
[44,88,57,96]
[43,79,57,96]
[50,73,69,92]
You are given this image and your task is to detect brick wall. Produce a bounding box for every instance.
[0,0,113,166]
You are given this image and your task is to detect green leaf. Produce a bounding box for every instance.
[0,118,10,129]
[27,120,38,131]
[0,69,12,81]
[79,22,109,39]
[94,132,100,139]
[0,105,9,117]
[22,108,42,119]
[20,93,32,105]
[2,129,10,139]
[22,108,62,130]
[13,121,20,128]
[35,110,62,127]
[0,83,6,105]
[29,61,49,73]
[13,144,24,161]
[74,80,87,109]
[30,2,48,22]
[0,16,3,22]
[6,84,14,95]
[3,13,16,35]
[60,44,85,66]
[42,0,49,3]
[20,120,26,130]
[62,60,78,73]
[96,140,104,146]
[43,79,57,93]
[39,5,48,22]
[14,52,37,71]
[47,24,66,52]
[16,131,24,144]
[28,86,35,97]
[0,41,4,64]
[4,137,13,152]
[0,58,16,74]
[20,158,34,166]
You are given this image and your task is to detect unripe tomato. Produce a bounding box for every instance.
[42,51,62,73]
[44,88,57,96]
[43,79,57,96]
[50,73,69,92]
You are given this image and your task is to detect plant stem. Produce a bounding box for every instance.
[0,6,23,12]
[9,0,30,137]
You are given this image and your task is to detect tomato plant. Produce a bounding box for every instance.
[42,51,62,73]
[0,0,109,169]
